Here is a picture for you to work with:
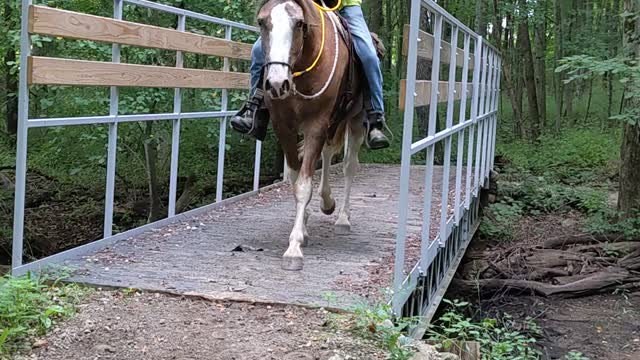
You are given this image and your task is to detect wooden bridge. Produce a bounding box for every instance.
[11,0,500,336]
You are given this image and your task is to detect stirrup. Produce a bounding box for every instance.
[231,90,268,141]
[364,113,392,150]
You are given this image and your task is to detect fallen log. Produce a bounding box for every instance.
[452,267,633,298]
[573,242,640,256]
[619,249,640,270]
[542,233,635,249]
[527,267,570,281]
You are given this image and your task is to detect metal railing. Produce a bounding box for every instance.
[11,0,261,275]
[393,0,501,322]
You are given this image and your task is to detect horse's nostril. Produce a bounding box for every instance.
[265,79,272,91]
[282,79,290,93]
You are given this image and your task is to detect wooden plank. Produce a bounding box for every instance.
[29,56,250,89]
[402,24,474,69]
[29,5,253,60]
[399,80,471,109]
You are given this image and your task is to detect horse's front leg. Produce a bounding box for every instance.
[336,123,364,234]
[282,132,325,271]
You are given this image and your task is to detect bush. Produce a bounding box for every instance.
[0,274,88,354]
[428,299,541,360]
[480,202,523,240]
[496,128,620,185]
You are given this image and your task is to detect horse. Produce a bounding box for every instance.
[256,0,381,271]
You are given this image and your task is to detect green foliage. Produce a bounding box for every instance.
[583,208,640,237]
[428,299,541,360]
[564,351,590,360]
[347,302,416,360]
[480,202,523,240]
[0,274,88,355]
[496,128,620,185]
[557,54,640,126]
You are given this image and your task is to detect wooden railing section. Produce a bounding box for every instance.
[400,24,473,110]
[27,5,251,89]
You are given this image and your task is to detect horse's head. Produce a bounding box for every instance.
[257,0,318,99]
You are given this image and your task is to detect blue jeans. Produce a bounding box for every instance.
[249,5,384,114]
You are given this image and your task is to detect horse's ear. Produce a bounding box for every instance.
[292,0,322,27]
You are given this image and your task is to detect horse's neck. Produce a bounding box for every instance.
[294,12,344,87]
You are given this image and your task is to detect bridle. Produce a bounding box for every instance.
[263,0,340,100]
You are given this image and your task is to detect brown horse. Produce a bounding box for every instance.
[257,0,374,270]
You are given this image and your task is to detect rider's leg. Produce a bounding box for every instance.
[339,5,390,150]
[230,38,269,141]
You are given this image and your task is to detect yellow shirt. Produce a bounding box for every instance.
[340,0,362,9]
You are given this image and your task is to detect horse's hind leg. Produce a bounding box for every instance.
[335,121,364,235]
[319,145,336,215]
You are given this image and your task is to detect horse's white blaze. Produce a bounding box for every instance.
[267,3,296,84]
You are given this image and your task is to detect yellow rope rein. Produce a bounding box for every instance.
[292,0,342,77]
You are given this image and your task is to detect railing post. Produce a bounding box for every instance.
[392,0,421,315]
[438,24,459,247]
[474,43,488,195]
[454,33,471,223]
[481,52,495,185]
[11,0,33,272]
[465,37,483,209]
[103,0,123,238]
[216,26,232,203]
[421,10,443,256]
[168,14,186,217]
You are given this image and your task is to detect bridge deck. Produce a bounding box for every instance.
[63,164,467,309]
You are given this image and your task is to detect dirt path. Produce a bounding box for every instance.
[478,293,640,359]
[19,291,388,360]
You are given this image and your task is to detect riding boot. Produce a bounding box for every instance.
[365,111,391,150]
[230,89,269,141]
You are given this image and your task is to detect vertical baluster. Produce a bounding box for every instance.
[168,14,186,217]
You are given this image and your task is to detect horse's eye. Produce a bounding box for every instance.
[257,19,265,27]
[296,20,304,28]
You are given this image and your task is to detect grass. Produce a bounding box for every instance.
[0,274,89,355]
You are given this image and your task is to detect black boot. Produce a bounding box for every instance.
[366,112,390,150]
[230,89,269,141]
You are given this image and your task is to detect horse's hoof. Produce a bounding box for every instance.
[335,223,351,235]
[282,256,304,271]
[321,200,336,215]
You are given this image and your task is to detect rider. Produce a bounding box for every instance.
[230,0,390,150]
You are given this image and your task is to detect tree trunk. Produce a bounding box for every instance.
[475,0,485,37]
[584,78,594,123]
[492,0,524,138]
[534,4,547,129]
[618,0,640,219]
[368,0,382,34]
[4,0,18,134]
[554,0,564,132]
[518,20,541,140]
[144,123,164,222]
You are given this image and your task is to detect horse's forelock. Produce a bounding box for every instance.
[257,0,321,27]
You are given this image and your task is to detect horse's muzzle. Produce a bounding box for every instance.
[265,67,293,99]
[265,78,292,99]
